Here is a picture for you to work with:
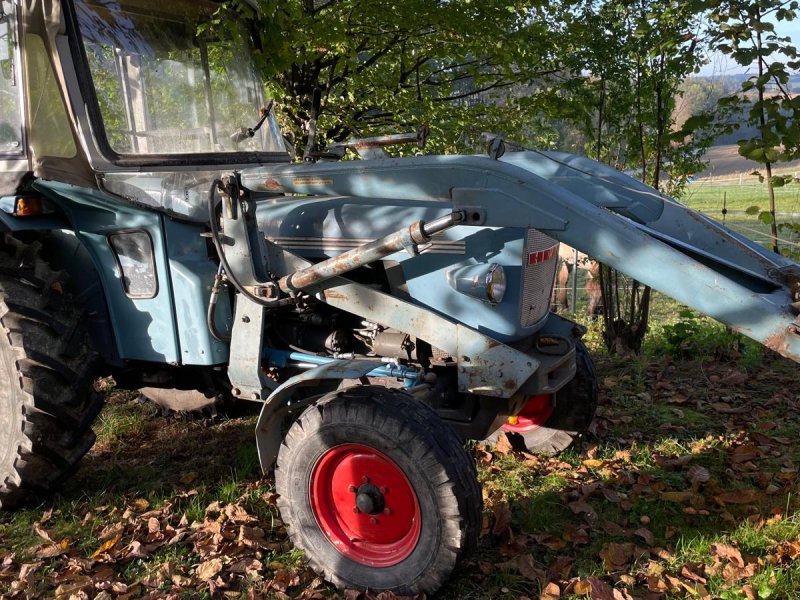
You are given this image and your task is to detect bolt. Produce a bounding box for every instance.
[232,388,241,396]
[379,486,388,494]
[370,517,379,525]
[353,507,361,514]
[251,392,260,400]
[384,507,392,515]
[242,315,250,323]
[348,485,357,493]
[362,476,370,483]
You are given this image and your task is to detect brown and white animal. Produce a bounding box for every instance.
[553,245,603,317]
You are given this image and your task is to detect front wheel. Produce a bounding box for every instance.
[275,385,481,595]
[493,339,598,455]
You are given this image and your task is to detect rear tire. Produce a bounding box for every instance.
[275,385,481,595]
[0,237,100,508]
[493,339,597,455]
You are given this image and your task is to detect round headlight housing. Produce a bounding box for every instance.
[446,262,507,305]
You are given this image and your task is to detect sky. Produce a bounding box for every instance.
[698,18,800,76]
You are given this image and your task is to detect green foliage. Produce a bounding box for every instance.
[647,308,763,367]
[708,0,800,252]
[239,0,565,154]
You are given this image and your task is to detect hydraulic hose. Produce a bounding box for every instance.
[207,263,231,343]
[207,179,295,311]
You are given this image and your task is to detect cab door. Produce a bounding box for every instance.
[0,0,28,195]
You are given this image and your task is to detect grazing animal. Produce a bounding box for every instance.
[554,245,603,317]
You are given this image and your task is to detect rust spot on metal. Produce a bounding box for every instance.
[264,178,283,191]
[764,331,790,353]
[323,290,348,301]
[503,378,517,391]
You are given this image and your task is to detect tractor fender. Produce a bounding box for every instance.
[255,359,386,473]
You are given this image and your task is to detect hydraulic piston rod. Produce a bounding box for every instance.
[278,211,465,293]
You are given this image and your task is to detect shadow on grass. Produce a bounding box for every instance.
[3,351,799,600]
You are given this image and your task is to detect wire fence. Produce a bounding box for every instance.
[552,180,800,315]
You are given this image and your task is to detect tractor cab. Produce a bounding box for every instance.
[1,0,287,219]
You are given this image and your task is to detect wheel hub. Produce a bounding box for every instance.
[355,482,385,515]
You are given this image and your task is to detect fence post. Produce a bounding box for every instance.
[571,248,578,313]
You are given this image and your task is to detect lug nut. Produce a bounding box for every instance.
[379,486,388,494]
[348,485,357,493]
[362,476,370,483]
[353,507,361,514]
[370,517,379,524]
[384,507,392,515]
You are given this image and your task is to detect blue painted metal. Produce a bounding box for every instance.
[162,219,230,365]
[263,347,421,387]
[32,180,182,364]
[0,196,71,231]
[228,298,273,399]
[255,359,390,471]
[255,198,542,342]
[262,240,538,398]
[240,151,800,363]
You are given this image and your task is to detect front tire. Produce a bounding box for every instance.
[0,238,100,508]
[494,339,598,455]
[275,385,481,595]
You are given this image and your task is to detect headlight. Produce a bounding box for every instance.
[108,231,158,298]
[446,263,507,305]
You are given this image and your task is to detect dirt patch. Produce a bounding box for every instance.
[696,144,800,181]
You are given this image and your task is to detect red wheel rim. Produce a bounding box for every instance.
[502,394,554,433]
[310,443,421,567]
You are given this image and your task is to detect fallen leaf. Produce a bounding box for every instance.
[660,491,693,503]
[689,466,711,487]
[130,498,150,512]
[492,502,512,536]
[714,489,762,505]
[197,558,223,581]
[540,581,560,599]
[91,534,121,559]
[494,432,513,455]
[574,579,592,596]
[568,500,595,516]
[547,555,575,580]
[634,527,654,546]
[34,539,69,559]
[599,542,633,571]
[516,554,544,581]
[711,543,745,568]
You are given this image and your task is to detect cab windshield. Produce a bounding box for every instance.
[75,0,284,156]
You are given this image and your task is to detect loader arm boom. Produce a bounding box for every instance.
[240,151,800,362]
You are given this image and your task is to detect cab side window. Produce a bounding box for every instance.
[0,2,23,154]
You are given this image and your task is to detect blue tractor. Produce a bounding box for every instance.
[3,0,800,594]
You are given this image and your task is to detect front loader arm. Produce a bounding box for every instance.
[240,151,800,363]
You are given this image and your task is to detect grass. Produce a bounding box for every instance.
[681,181,800,214]
[1,311,799,599]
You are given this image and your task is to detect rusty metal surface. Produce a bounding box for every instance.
[268,240,539,397]
[277,213,461,293]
